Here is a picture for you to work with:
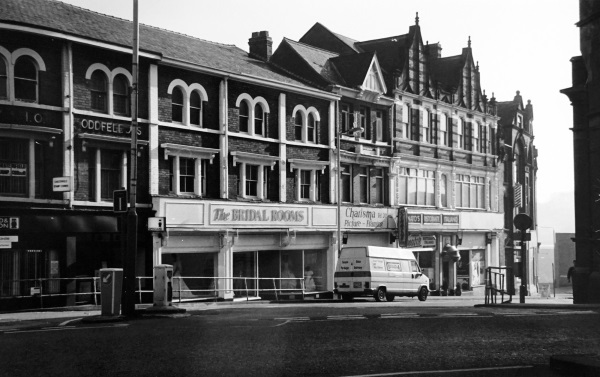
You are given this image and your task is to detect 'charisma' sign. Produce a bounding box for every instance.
[210,204,309,226]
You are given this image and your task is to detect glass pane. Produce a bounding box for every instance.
[245,164,258,196]
[190,91,201,125]
[417,177,425,205]
[239,101,249,132]
[254,105,264,135]
[14,57,36,79]
[295,112,303,140]
[0,138,28,195]
[14,80,36,102]
[100,150,121,200]
[455,182,461,207]
[304,250,326,291]
[281,251,302,291]
[341,164,351,202]
[300,170,310,199]
[307,113,315,142]
[233,252,257,297]
[113,75,130,116]
[426,176,434,205]
[398,177,407,204]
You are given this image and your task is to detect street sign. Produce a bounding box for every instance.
[0,216,19,230]
[148,217,166,232]
[52,176,71,192]
[514,213,533,231]
[113,189,128,213]
[514,232,531,241]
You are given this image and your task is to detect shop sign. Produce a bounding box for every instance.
[423,214,441,224]
[0,163,27,177]
[0,216,19,230]
[422,235,436,247]
[0,236,18,242]
[75,116,146,139]
[148,217,166,232]
[342,207,397,229]
[406,234,436,248]
[52,177,71,192]
[0,241,11,249]
[210,204,309,226]
[0,104,62,127]
[407,214,422,224]
[443,215,460,224]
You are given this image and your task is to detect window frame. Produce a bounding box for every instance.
[112,74,130,116]
[13,55,39,103]
[89,70,108,113]
[162,143,218,197]
[398,167,435,206]
[236,94,270,138]
[289,159,328,202]
[231,151,278,200]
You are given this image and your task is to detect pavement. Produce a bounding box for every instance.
[0,285,593,322]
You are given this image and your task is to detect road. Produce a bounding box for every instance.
[1,299,599,377]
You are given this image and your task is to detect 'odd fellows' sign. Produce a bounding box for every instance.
[210,204,308,226]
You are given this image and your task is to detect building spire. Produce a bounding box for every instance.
[468,36,471,48]
[415,12,419,25]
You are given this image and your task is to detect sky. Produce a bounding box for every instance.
[59,0,580,232]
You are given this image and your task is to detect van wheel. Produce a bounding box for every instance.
[385,294,395,302]
[341,294,353,302]
[418,287,428,301]
[374,288,386,302]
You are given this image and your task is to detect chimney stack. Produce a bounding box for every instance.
[249,31,272,61]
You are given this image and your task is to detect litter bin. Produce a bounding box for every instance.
[100,268,123,316]
[153,264,173,307]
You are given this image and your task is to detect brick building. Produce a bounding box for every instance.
[0,1,504,306]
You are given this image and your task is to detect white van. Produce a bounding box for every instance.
[334,246,429,302]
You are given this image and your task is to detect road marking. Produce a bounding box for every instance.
[340,364,533,376]
[4,323,129,334]
[59,318,82,326]
[327,315,367,320]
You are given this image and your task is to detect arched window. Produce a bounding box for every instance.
[190,91,201,126]
[239,100,249,132]
[90,70,108,113]
[14,56,37,102]
[171,87,184,123]
[307,113,316,143]
[112,74,130,116]
[254,105,264,136]
[0,57,7,99]
[294,112,303,141]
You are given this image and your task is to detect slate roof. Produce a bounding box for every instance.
[0,0,315,88]
[430,55,464,90]
[329,52,376,88]
[496,101,519,126]
[277,39,344,85]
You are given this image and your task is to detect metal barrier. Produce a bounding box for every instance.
[1,275,326,308]
[485,266,512,304]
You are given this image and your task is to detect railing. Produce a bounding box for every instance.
[1,275,325,308]
[485,266,512,304]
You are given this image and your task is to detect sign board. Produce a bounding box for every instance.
[113,189,128,213]
[52,176,71,192]
[0,236,18,242]
[0,241,12,249]
[514,232,531,241]
[30,287,41,296]
[0,216,19,230]
[148,217,166,232]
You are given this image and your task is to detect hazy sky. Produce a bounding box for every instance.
[59,0,580,232]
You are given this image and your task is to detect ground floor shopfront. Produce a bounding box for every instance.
[151,198,398,300]
[404,209,503,295]
[0,207,151,310]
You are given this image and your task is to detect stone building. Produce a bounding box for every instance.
[561,0,600,303]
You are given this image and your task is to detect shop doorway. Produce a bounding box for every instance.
[163,253,216,300]
[233,251,257,298]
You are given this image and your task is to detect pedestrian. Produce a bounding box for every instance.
[567,260,576,284]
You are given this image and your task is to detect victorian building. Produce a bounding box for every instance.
[497,91,538,295]
[272,17,504,295]
[0,0,504,308]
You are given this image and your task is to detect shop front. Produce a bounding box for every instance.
[404,209,503,296]
[152,198,339,300]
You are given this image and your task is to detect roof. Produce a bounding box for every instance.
[277,38,344,85]
[430,55,464,90]
[496,101,519,126]
[0,0,316,88]
[330,52,376,88]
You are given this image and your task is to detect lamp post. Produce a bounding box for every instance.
[122,0,139,317]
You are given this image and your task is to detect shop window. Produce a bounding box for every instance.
[89,148,127,202]
[14,56,38,102]
[171,87,184,123]
[0,57,7,99]
[398,168,435,206]
[0,137,28,196]
[455,174,485,209]
[303,250,326,291]
[90,70,108,113]
[112,74,130,116]
[238,100,250,133]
